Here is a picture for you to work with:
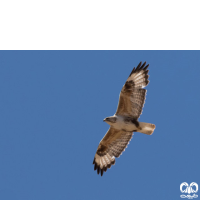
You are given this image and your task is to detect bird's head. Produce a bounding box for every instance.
[103,116,117,125]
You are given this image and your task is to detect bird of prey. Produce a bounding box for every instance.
[93,61,156,176]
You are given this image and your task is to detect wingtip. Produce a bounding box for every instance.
[130,61,149,76]
[93,153,116,176]
[135,62,142,71]
[144,63,149,71]
[94,163,97,170]
[97,166,100,174]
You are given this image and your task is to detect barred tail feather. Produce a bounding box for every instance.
[138,122,156,135]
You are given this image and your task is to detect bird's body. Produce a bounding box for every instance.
[105,115,138,132]
[105,115,155,134]
[108,115,138,132]
[93,61,156,176]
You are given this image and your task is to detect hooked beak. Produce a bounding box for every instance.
[103,118,106,122]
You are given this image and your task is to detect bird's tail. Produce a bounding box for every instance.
[138,122,156,135]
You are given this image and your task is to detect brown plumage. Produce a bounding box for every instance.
[93,61,155,176]
[116,61,149,119]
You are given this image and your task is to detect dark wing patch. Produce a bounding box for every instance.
[116,61,149,119]
[93,128,133,176]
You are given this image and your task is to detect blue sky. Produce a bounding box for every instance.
[0,51,199,200]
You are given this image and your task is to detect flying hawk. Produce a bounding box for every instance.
[93,61,156,176]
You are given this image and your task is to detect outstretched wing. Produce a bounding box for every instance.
[93,127,133,176]
[116,61,149,120]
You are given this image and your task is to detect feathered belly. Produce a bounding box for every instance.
[112,117,138,132]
